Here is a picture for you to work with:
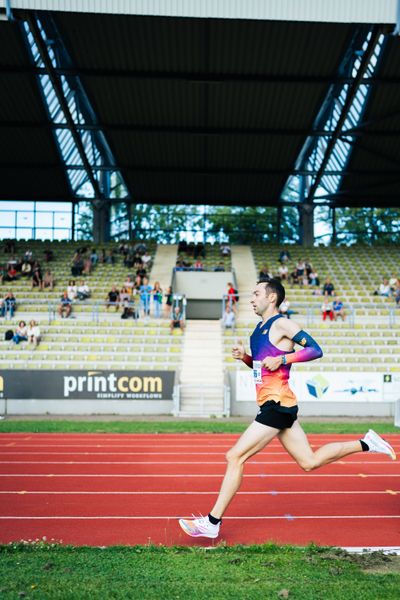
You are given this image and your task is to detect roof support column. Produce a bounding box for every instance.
[93,200,111,244]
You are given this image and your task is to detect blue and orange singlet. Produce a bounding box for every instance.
[250,314,297,408]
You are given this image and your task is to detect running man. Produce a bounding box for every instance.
[179,279,396,539]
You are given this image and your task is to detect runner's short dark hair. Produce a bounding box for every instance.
[257,278,285,307]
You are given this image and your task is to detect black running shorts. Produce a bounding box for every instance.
[255,400,298,430]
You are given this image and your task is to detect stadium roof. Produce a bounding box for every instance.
[0,3,399,207]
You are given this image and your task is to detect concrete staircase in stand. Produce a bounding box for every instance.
[150,244,177,289]
[231,245,257,322]
[177,320,226,416]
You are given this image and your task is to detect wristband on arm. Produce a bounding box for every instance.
[242,353,253,368]
[285,330,323,364]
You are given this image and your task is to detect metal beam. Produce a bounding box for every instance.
[305,26,384,205]
[26,13,103,199]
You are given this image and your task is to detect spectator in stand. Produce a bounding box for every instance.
[1,292,16,318]
[105,249,115,265]
[333,296,346,321]
[124,275,134,294]
[5,264,18,282]
[134,241,147,255]
[227,282,238,312]
[31,261,42,289]
[389,273,398,293]
[309,268,319,287]
[119,286,131,311]
[58,292,72,318]
[136,264,147,281]
[259,265,273,283]
[67,280,78,301]
[278,263,288,281]
[289,266,299,285]
[395,281,400,307]
[21,260,32,277]
[152,281,163,318]
[165,286,173,317]
[139,276,152,317]
[170,306,185,334]
[279,248,291,263]
[105,286,120,311]
[4,239,16,254]
[305,258,313,279]
[42,270,55,290]
[374,278,391,297]
[27,319,41,348]
[82,252,92,275]
[194,242,205,259]
[178,240,188,254]
[23,249,33,263]
[133,275,142,291]
[220,243,231,257]
[12,320,28,345]
[99,249,106,264]
[213,262,226,272]
[141,251,152,269]
[133,251,143,269]
[222,305,235,330]
[321,294,334,321]
[279,299,294,319]
[77,280,91,301]
[71,252,83,277]
[43,248,54,262]
[323,277,335,296]
[0,265,7,285]
[194,258,204,271]
[295,258,306,281]
[90,248,98,267]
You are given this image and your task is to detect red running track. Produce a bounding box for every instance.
[0,433,399,548]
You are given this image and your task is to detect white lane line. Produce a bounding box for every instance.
[1,473,399,478]
[0,515,399,520]
[0,490,397,495]
[0,461,396,465]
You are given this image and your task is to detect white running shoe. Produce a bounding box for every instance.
[362,429,396,461]
[178,514,220,539]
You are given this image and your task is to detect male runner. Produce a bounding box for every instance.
[179,279,396,539]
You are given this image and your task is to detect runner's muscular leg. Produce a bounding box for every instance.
[210,421,279,519]
[278,421,362,471]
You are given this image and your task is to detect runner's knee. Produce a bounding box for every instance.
[299,458,318,472]
[226,447,245,464]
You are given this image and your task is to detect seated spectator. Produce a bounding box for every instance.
[222,306,235,329]
[23,249,33,262]
[105,249,115,265]
[4,239,16,254]
[124,275,134,294]
[213,262,226,272]
[178,240,188,254]
[21,260,32,277]
[90,248,98,266]
[170,306,185,334]
[220,244,231,257]
[141,251,152,269]
[279,248,291,263]
[321,295,334,321]
[305,258,313,278]
[139,277,152,317]
[295,258,306,280]
[1,292,16,318]
[279,299,294,319]
[133,252,143,268]
[194,242,205,259]
[77,280,91,301]
[58,292,72,318]
[374,278,391,297]
[278,264,288,281]
[119,286,132,313]
[27,319,41,348]
[134,274,142,290]
[82,254,92,275]
[300,273,309,287]
[136,266,147,280]
[309,269,319,286]
[31,261,42,289]
[259,265,273,283]
[105,286,120,311]
[194,259,204,271]
[5,264,18,282]
[42,270,55,290]
[289,267,299,285]
[333,296,346,321]
[43,248,54,262]
[12,320,28,345]
[99,249,106,264]
[67,280,78,301]
[389,273,398,293]
[322,277,335,296]
[152,282,163,318]
[134,241,147,255]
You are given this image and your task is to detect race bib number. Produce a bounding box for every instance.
[253,360,262,384]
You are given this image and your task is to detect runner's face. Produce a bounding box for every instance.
[251,283,274,316]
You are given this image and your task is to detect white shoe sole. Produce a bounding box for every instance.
[178,519,219,539]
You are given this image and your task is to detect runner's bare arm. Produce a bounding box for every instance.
[262,318,323,371]
[232,339,253,368]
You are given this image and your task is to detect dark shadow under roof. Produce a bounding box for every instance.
[1,11,398,207]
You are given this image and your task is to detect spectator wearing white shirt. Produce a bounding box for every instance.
[389,273,398,293]
[278,264,288,281]
[77,280,91,301]
[374,278,391,297]
[67,280,78,301]
[12,320,28,345]
[141,252,152,268]
[27,320,41,348]
[222,306,236,330]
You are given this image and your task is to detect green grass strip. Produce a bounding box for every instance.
[0,542,399,599]
[0,420,398,434]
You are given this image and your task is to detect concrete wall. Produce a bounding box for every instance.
[0,398,173,415]
[174,271,235,319]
